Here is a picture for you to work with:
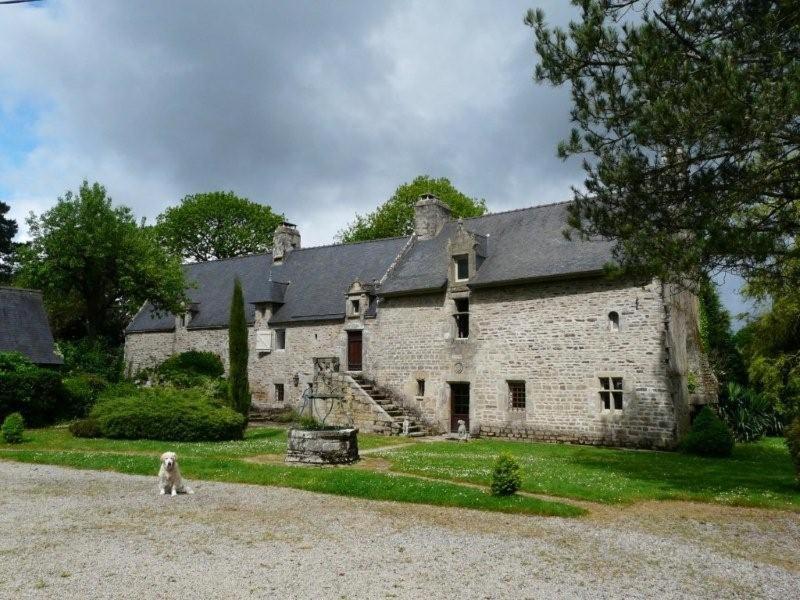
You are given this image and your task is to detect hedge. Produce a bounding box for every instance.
[0,352,69,427]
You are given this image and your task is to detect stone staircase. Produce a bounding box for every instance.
[350,373,427,436]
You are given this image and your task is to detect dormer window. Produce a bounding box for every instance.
[454,255,469,281]
[351,299,360,315]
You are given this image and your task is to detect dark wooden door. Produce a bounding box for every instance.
[450,383,470,432]
[347,330,362,371]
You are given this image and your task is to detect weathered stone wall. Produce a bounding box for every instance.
[368,278,682,448]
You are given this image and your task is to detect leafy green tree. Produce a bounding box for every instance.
[155,191,283,262]
[227,278,250,421]
[528,1,800,292]
[15,181,186,340]
[0,201,18,283]
[338,176,487,243]
[698,281,747,386]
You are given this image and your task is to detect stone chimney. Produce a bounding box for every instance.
[414,193,452,240]
[272,221,300,263]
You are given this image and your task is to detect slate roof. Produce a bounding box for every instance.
[126,202,615,333]
[379,202,615,295]
[0,287,63,364]
[126,237,409,332]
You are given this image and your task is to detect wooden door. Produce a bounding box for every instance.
[347,330,362,371]
[450,383,470,432]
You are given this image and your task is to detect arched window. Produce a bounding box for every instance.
[608,311,620,331]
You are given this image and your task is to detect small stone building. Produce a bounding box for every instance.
[125,197,716,448]
[0,286,63,365]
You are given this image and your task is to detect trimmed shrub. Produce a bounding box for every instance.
[69,418,103,439]
[63,373,109,418]
[491,452,522,496]
[0,352,68,427]
[786,418,800,482]
[90,387,245,442]
[59,337,123,382]
[1,412,24,444]
[680,406,735,457]
[146,351,225,388]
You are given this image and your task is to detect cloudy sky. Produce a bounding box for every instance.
[0,0,749,317]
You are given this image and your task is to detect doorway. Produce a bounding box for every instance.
[450,383,470,432]
[347,330,363,371]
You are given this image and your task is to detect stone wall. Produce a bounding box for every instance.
[368,278,683,448]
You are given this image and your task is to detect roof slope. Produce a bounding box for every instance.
[380,202,615,295]
[0,287,63,364]
[126,237,409,333]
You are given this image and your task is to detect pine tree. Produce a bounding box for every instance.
[228,278,250,421]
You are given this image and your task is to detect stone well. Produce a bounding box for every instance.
[285,428,359,465]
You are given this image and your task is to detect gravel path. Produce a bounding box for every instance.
[0,461,798,599]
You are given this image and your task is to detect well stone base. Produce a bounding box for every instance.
[285,428,359,464]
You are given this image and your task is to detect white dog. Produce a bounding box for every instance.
[158,451,193,496]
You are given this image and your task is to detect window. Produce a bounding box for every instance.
[351,299,360,315]
[454,255,469,281]
[608,311,620,331]
[178,314,186,328]
[275,329,286,350]
[508,381,526,409]
[599,377,623,410]
[416,379,425,397]
[454,297,469,339]
[274,383,284,402]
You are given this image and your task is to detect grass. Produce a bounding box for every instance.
[2,427,797,514]
[0,428,581,518]
[375,437,800,511]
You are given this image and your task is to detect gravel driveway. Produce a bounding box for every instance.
[0,461,798,599]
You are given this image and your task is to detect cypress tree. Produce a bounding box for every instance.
[228,277,250,421]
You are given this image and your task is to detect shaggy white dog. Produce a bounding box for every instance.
[158,451,193,496]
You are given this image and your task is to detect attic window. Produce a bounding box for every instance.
[608,311,620,331]
[454,255,469,281]
[351,299,360,315]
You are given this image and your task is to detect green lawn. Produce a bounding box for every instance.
[0,428,581,518]
[375,437,800,510]
[2,427,797,514]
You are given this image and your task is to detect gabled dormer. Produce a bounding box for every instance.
[346,279,377,320]
[446,219,487,291]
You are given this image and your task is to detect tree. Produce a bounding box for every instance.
[155,191,283,262]
[227,277,250,421]
[528,1,800,293]
[698,280,747,386]
[0,201,18,283]
[338,176,487,243]
[14,181,186,340]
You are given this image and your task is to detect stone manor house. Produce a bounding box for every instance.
[125,195,716,449]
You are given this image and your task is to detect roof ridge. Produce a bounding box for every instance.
[461,199,573,222]
[288,235,411,252]
[184,252,271,267]
[0,286,43,294]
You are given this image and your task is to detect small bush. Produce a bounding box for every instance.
[69,418,103,439]
[90,387,245,442]
[158,351,224,378]
[0,352,68,427]
[491,452,522,496]
[1,412,24,444]
[680,406,735,457]
[719,382,777,442]
[63,373,109,418]
[786,418,800,482]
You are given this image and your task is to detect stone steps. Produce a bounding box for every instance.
[351,374,428,437]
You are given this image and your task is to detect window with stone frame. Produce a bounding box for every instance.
[454,255,469,281]
[274,383,284,402]
[416,378,425,397]
[275,328,286,350]
[453,297,469,339]
[351,299,360,316]
[599,377,623,410]
[508,381,526,410]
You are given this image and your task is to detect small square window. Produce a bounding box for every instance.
[508,381,526,409]
[599,377,623,410]
[275,329,286,350]
[275,383,284,402]
[416,379,425,397]
[455,256,469,281]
